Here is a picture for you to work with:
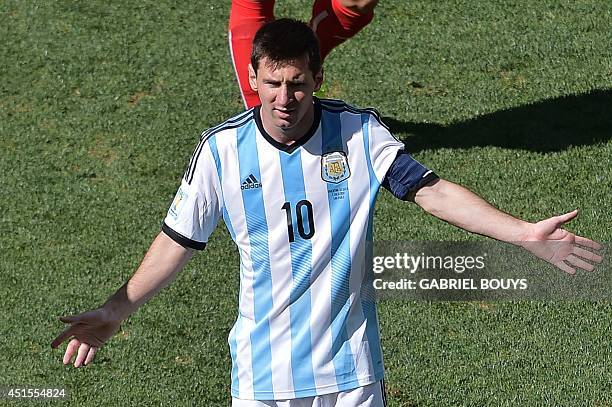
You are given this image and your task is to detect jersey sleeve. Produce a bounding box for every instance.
[162,140,222,250]
[382,150,439,200]
[367,113,405,183]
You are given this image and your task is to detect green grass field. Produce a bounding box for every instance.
[1,1,611,405]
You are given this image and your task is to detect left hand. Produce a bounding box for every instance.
[520,209,603,274]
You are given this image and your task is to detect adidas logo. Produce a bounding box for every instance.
[241,174,262,190]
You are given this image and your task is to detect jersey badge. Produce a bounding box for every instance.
[321,151,350,183]
[169,186,188,220]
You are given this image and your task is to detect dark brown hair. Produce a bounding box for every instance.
[251,18,321,77]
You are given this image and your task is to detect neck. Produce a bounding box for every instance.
[261,102,315,146]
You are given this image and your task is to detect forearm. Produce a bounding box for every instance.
[102,231,194,321]
[414,179,531,243]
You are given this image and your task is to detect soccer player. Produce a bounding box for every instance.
[229,0,378,108]
[52,19,602,406]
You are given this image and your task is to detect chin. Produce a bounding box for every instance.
[276,119,296,130]
[278,125,296,132]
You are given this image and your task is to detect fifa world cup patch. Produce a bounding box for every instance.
[169,187,188,220]
[321,151,351,183]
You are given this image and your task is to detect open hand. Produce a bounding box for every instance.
[51,308,121,367]
[521,210,603,274]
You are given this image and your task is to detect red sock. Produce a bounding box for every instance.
[229,0,275,109]
[310,0,375,61]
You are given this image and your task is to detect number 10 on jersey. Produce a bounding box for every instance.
[281,200,315,242]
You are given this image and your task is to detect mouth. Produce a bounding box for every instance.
[274,107,296,118]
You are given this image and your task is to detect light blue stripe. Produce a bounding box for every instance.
[229,315,242,396]
[236,121,274,396]
[208,136,236,241]
[279,150,316,393]
[360,113,385,377]
[321,110,357,385]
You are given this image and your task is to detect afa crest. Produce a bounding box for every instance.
[321,151,351,183]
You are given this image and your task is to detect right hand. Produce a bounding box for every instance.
[51,308,121,367]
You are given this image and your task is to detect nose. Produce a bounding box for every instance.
[276,84,291,106]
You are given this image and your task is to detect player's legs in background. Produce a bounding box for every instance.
[229,0,376,107]
[229,0,275,109]
[309,0,378,61]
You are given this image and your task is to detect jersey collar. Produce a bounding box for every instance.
[254,97,322,154]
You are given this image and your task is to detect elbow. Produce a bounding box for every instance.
[413,178,447,214]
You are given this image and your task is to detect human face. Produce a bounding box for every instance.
[249,56,323,142]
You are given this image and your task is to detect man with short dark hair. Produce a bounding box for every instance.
[52,18,602,406]
[229,0,379,108]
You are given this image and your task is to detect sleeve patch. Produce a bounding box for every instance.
[169,187,188,220]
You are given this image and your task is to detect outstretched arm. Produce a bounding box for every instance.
[413,178,603,273]
[51,231,194,367]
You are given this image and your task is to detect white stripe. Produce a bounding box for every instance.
[367,116,404,182]
[344,112,376,384]
[217,128,255,398]
[256,132,295,397]
[301,128,339,392]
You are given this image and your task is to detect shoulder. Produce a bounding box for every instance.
[183,109,255,183]
[198,108,256,144]
[318,98,388,129]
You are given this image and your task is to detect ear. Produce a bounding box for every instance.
[248,64,258,92]
[313,68,324,92]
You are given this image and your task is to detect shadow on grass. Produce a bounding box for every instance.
[384,89,611,153]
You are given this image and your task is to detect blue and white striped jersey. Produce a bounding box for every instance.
[163,98,435,400]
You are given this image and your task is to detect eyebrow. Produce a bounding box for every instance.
[262,79,306,85]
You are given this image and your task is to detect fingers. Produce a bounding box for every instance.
[554,260,576,275]
[51,326,74,349]
[54,309,107,367]
[555,209,579,225]
[63,338,80,365]
[63,341,97,367]
[59,309,101,325]
[575,236,603,251]
[84,347,98,365]
[53,313,87,348]
[555,244,603,274]
[572,246,603,264]
[74,343,91,368]
[59,315,80,324]
[60,338,98,367]
[565,254,596,272]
